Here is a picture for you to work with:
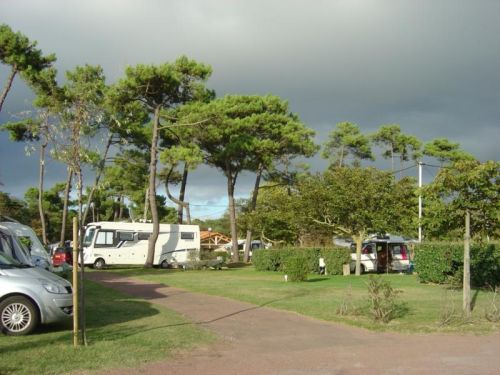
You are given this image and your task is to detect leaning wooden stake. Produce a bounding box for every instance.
[72,217,79,347]
[463,210,471,318]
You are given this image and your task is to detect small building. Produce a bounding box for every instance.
[200,230,231,251]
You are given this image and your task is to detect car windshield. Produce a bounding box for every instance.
[0,229,33,266]
[83,227,96,247]
[0,250,25,268]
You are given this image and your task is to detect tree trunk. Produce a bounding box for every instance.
[60,168,73,246]
[390,146,394,171]
[145,105,161,268]
[227,168,239,263]
[82,134,113,226]
[177,162,189,224]
[38,134,48,245]
[243,164,263,263]
[338,145,344,168]
[143,188,149,221]
[113,196,120,221]
[185,203,191,224]
[354,233,363,276]
[0,66,17,114]
[118,195,123,220]
[463,211,471,318]
[165,164,191,224]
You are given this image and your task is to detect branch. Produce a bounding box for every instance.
[309,216,351,235]
[157,118,211,130]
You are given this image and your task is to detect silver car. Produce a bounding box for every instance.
[0,252,73,335]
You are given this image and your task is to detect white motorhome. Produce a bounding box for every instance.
[82,222,200,269]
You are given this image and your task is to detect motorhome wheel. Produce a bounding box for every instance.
[93,258,106,270]
[160,260,169,269]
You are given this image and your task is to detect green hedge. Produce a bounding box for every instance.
[282,255,309,282]
[252,247,350,275]
[414,243,500,287]
[321,248,351,275]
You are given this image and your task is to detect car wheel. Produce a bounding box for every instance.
[160,260,169,269]
[93,258,106,270]
[360,264,366,274]
[0,296,39,336]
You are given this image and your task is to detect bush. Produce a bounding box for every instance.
[252,249,283,271]
[283,255,309,282]
[252,247,349,274]
[415,243,500,287]
[366,276,404,323]
[321,248,351,275]
[414,243,462,284]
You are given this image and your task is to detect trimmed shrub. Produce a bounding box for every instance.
[283,255,309,282]
[252,249,283,271]
[414,243,499,287]
[252,247,349,274]
[414,243,462,284]
[321,248,351,275]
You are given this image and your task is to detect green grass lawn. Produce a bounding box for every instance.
[109,266,500,334]
[0,280,214,375]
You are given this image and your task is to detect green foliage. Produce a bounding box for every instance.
[422,160,499,239]
[298,167,410,239]
[366,276,404,323]
[252,249,284,271]
[283,255,309,282]
[371,124,421,169]
[414,243,462,284]
[0,24,55,72]
[321,247,351,275]
[423,138,475,165]
[484,287,500,322]
[0,191,31,223]
[252,247,349,276]
[414,243,500,287]
[322,122,374,168]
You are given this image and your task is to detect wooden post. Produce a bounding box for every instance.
[72,217,79,347]
[463,211,471,318]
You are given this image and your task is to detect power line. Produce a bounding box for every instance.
[391,163,418,174]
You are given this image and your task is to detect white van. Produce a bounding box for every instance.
[82,222,200,269]
[350,236,410,274]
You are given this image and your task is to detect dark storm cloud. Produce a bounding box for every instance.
[1,0,499,214]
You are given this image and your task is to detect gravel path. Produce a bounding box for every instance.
[87,272,500,375]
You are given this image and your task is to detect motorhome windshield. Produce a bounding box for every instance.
[83,227,96,247]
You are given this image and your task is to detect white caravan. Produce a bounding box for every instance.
[82,222,200,269]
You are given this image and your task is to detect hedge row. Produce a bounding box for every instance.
[414,243,499,287]
[252,247,351,275]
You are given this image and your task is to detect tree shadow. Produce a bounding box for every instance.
[307,277,330,283]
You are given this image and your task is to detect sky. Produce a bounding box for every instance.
[1,0,499,219]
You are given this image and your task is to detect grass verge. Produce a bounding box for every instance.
[0,280,214,375]
[107,266,500,334]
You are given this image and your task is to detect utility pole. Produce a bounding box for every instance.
[418,161,423,242]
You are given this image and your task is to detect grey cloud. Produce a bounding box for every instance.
[1,0,499,216]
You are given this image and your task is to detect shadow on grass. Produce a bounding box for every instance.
[0,281,159,355]
[307,277,330,283]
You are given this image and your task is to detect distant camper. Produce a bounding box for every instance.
[82,221,200,269]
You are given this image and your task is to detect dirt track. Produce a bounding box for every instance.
[87,272,500,375]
